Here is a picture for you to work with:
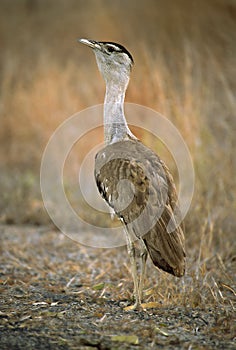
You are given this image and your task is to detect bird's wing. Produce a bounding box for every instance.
[95,140,167,222]
[141,156,185,277]
[95,139,185,276]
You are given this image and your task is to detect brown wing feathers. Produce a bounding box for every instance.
[95,139,185,277]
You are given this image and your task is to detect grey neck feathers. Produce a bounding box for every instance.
[104,81,135,145]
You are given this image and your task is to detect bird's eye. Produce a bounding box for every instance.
[106,46,116,53]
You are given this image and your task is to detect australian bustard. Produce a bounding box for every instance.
[79,39,185,309]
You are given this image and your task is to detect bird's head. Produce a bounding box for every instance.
[79,39,134,87]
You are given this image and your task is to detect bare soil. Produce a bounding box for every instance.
[0,225,235,349]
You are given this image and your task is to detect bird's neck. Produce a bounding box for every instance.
[104,82,134,145]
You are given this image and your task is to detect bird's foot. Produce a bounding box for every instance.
[124,302,143,311]
[124,301,160,311]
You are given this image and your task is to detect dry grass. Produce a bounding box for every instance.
[0,0,235,322]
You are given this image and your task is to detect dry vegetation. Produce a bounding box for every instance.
[0,0,235,348]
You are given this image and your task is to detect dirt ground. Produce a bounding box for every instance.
[0,225,235,350]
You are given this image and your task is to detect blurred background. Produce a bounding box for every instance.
[0,0,235,254]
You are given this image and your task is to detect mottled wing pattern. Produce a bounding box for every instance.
[95,139,185,277]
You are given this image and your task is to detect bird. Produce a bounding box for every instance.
[79,38,185,309]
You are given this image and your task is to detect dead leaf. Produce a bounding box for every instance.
[92,283,105,290]
[111,335,139,344]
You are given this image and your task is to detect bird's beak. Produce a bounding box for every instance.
[78,38,101,50]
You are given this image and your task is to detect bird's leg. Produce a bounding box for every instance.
[124,228,141,309]
[139,238,148,302]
